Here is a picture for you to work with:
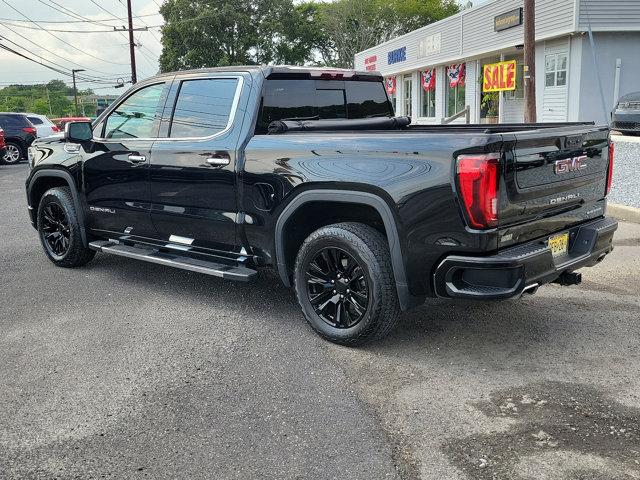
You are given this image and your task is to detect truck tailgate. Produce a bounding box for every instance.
[498,125,611,246]
[504,126,609,217]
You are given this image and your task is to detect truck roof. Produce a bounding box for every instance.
[159,65,383,81]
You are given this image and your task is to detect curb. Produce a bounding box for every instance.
[608,203,640,224]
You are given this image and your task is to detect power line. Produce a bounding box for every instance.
[0,21,127,78]
[0,12,161,24]
[0,44,128,89]
[0,20,149,33]
[1,0,130,65]
[115,0,162,45]
[33,0,116,27]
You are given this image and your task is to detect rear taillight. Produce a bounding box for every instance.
[606,141,614,196]
[456,154,500,229]
[51,125,60,133]
[22,127,37,136]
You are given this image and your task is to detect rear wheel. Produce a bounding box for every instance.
[37,187,95,267]
[294,222,401,346]
[1,141,23,165]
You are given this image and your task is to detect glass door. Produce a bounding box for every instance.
[403,75,412,117]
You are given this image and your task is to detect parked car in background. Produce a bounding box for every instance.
[50,117,91,130]
[0,128,6,161]
[25,114,60,138]
[612,91,640,135]
[0,113,37,165]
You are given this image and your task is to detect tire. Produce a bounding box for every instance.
[294,222,401,346]
[37,187,96,268]
[1,141,24,165]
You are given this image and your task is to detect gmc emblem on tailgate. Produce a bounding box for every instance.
[554,155,588,175]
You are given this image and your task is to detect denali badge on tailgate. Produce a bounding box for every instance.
[554,155,588,175]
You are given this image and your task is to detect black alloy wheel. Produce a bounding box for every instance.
[37,187,95,267]
[294,222,401,346]
[40,202,71,259]
[306,247,370,328]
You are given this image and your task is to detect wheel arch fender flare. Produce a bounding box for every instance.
[274,189,413,310]
[27,168,88,247]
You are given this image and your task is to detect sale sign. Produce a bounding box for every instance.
[483,60,517,92]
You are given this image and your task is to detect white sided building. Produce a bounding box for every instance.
[354,0,640,125]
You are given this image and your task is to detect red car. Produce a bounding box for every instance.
[0,128,6,160]
[50,117,92,130]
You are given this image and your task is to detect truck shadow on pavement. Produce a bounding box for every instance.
[442,381,640,480]
[88,253,640,351]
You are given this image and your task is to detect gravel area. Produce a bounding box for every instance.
[610,134,640,208]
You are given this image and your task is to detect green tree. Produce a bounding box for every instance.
[0,81,93,117]
[159,0,314,72]
[314,0,460,68]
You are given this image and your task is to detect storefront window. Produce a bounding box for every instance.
[446,64,466,117]
[421,89,435,117]
[545,53,568,87]
[446,85,465,117]
[507,61,525,100]
[420,69,436,118]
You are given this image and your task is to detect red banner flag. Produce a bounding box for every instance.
[386,76,397,95]
[421,69,436,92]
[447,63,466,88]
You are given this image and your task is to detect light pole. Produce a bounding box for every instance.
[71,69,85,116]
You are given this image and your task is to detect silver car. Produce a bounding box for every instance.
[612,92,640,136]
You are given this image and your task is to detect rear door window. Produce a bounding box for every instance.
[27,117,43,125]
[258,79,392,133]
[168,78,239,138]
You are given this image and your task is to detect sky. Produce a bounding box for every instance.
[0,0,163,95]
[0,0,489,96]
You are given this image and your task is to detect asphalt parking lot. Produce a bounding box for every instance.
[1,162,639,480]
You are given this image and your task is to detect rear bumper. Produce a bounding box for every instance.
[434,217,618,300]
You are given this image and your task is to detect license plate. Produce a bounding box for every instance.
[548,233,569,257]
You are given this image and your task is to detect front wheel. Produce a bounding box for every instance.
[294,222,401,346]
[37,187,95,267]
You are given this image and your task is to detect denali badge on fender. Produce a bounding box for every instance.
[554,155,588,174]
[89,206,116,214]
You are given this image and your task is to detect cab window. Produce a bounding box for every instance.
[257,79,392,134]
[168,78,239,138]
[104,83,165,139]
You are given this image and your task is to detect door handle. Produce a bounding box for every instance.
[128,154,147,163]
[206,154,230,167]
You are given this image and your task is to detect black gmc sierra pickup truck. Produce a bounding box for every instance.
[26,66,617,345]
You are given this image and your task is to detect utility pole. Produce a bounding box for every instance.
[71,69,85,116]
[127,0,138,84]
[45,87,52,116]
[523,0,536,123]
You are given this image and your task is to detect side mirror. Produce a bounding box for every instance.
[65,121,93,143]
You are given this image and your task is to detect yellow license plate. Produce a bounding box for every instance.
[549,233,569,257]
